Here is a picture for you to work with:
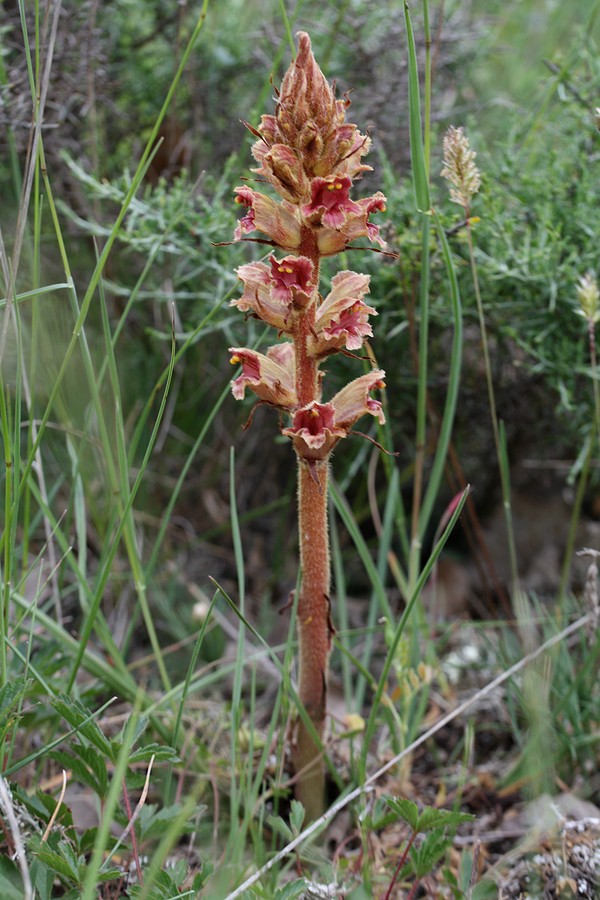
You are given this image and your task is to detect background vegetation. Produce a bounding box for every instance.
[1,0,599,897]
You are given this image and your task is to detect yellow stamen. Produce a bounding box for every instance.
[284,267,294,274]
[327,183,336,191]
[278,266,285,272]
[310,408,320,417]
[230,355,240,365]
[335,182,343,190]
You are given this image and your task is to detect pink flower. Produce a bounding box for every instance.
[231,261,292,331]
[231,255,316,331]
[331,370,386,429]
[343,192,388,247]
[302,176,360,228]
[233,186,302,250]
[311,270,376,355]
[233,186,256,238]
[312,192,388,256]
[283,401,346,461]
[268,255,315,305]
[229,343,296,408]
[283,370,386,460]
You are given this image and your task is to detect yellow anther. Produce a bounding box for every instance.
[327,183,336,191]
[310,407,320,417]
[284,267,294,274]
[278,266,285,272]
[230,355,240,365]
[335,182,343,189]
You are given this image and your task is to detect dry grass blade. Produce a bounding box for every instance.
[41,769,68,843]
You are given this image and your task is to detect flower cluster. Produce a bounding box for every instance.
[228,32,386,462]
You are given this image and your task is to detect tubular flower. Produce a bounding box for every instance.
[330,370,387,430]
[310,271,376,356]
[233,187,302,249]
[283,401,346,461]
[231,255,316,330]
[230,262,292,331]
[229,344,296,407]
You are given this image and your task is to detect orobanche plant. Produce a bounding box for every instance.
[228,32,387,819]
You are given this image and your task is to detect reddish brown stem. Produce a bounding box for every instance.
[293,456,332,821]
[382,830,417,900]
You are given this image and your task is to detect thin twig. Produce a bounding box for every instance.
[102,754,155,880]
[41,769,67,842]
[225,612,591,899]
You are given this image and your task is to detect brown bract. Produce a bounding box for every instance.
[251,32,372,201]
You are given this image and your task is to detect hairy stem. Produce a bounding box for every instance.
[294,456,332,821]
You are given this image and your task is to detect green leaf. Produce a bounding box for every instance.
[29,837,81,886]
[50,746,109,798]
[274,879,309,900]
[12,785,76,839]
[383,796,474,835]
[127,742,179,765]
[0,676,28,742]
[51,695,113,758]
[409,829,452,878]
[0,856,29,900]
[403,1,430,210]
[288,799,305,834]
[192,863,213,890]
[127,867,178,898]
[135,802,205,842]
[266,813,294,842]
[383,796,419,830]
[417,806,475,833]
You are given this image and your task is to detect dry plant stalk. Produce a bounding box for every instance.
[227,32,387,819]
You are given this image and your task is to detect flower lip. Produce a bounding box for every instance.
[268,254,315,305]
[302,176,360,228]
[283,400,346,460]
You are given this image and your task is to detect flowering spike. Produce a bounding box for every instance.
[227,31,389,821]
[441,125,481,211]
